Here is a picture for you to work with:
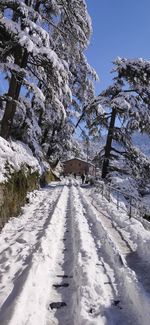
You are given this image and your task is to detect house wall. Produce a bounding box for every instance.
[63,159,95,176]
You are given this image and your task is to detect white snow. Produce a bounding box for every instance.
[0,137,41,183]
[0,178,150,324]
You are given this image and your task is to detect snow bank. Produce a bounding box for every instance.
[88,186,150,265]
[81,186,150,324]
[0,137,41,183]
[106,173,139,199]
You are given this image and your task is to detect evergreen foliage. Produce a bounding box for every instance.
[0,0,96,164]
[82,58,150,178]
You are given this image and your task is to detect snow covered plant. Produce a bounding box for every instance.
[0,0,96,164]
[80,58,150,179]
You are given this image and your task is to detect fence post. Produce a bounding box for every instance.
[129,198,132,218]
[101,183,104,198]
[117,191,119,210]
[108,185,111,202]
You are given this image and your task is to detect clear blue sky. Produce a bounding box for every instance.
[86,0,150,95]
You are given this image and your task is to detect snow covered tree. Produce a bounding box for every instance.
[0,0,96,164]
[114,57,150,135]
[0,1,58,138]
[38,0,97,162]
[80,58,150,178]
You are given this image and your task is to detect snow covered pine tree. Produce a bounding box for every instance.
[79,58,150,178]
[0,0,96,163]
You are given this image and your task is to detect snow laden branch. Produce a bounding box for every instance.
[76,59,150,178]
[0,0,96,167]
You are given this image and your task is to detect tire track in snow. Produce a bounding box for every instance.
[47,181,124,325]
[47,182,78,325]
[78,184,150,325]
[91,201,133,254]
[84,189,150,297]
[93,195,150,296]
[1,180,150,324]
[71,184,135,325]
[0,182,68,324]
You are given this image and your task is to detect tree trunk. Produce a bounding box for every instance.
[102,109,116,178]
[1,47,28,139]
[1,0,41,139]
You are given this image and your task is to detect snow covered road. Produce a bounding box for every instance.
[0,179,150,324]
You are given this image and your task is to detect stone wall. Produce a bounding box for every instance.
[0,167,57,230]
[0,168,39,229]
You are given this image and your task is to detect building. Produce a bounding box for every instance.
[63,158,95,176]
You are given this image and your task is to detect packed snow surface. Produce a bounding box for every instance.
[0,178,150,324]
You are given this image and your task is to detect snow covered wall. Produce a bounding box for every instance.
[0,137,41,229]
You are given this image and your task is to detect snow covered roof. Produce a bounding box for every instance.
[62,158,95,167]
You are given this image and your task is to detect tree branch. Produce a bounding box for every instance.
[111,146,126,155]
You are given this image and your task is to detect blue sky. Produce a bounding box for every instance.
[1,1,150,97]
[86,0,150,95]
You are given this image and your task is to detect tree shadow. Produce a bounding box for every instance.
[126,251,150,293]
